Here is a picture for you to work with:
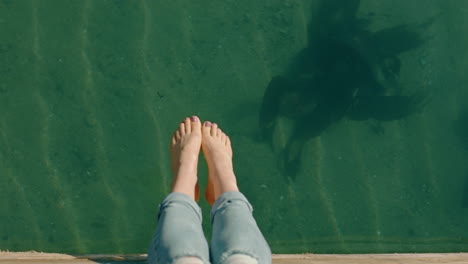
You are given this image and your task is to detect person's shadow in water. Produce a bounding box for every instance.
[259,0,432,182]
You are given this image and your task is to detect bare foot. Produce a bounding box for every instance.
[202,121,239,205]
[170,116,202,201]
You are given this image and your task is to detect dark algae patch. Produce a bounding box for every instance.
[259,0,430,181]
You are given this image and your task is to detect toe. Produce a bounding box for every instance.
[225,136,231,147]
[191,116,201,133]
[203,121,212,135]
[179,122,186,135]
[217,128,222,137]
[211,123,218,136]
[175,130,181,141]
[184,117,191,133]
[171,135,177,145]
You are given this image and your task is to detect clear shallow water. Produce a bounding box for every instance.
[0,0,467,254]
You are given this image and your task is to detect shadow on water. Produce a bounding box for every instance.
[259,0,431,181]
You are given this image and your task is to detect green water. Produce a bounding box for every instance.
[1,0,467,254]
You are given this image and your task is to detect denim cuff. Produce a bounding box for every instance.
[158,192,203,223]
[210,191,253,224]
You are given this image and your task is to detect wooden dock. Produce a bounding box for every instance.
[0,252,467,264]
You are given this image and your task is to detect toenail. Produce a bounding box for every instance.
[204,121,212,127]
[191,116,199,122]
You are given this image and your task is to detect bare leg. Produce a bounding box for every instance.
[202,122,238,205]
[170,116,202,201]
[202,121,271,264]
[148,116,209,264]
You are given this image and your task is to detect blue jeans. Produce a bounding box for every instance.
[148,191,272,264]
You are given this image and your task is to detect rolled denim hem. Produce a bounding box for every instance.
[158,192,202,222]
[153,254,209,264]
[218,250,259,264]
[210,191,253,224]
[209,191,271,264]
[170,255,208,264]
[149,192,210,264]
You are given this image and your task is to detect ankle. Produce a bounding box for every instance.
[216,180,239,197]
[171,186,196,200]
[210,162,234,176]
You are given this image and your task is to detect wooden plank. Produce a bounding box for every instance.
[0,252,467,264]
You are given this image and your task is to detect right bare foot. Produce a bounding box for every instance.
[202,121,239,205]
[170,116,202,201]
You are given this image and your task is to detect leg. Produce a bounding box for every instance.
[202,122,272,264]
[148,116,210,264]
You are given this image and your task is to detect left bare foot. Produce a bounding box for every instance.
[201,121,238,205]
[170,116,202,201]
